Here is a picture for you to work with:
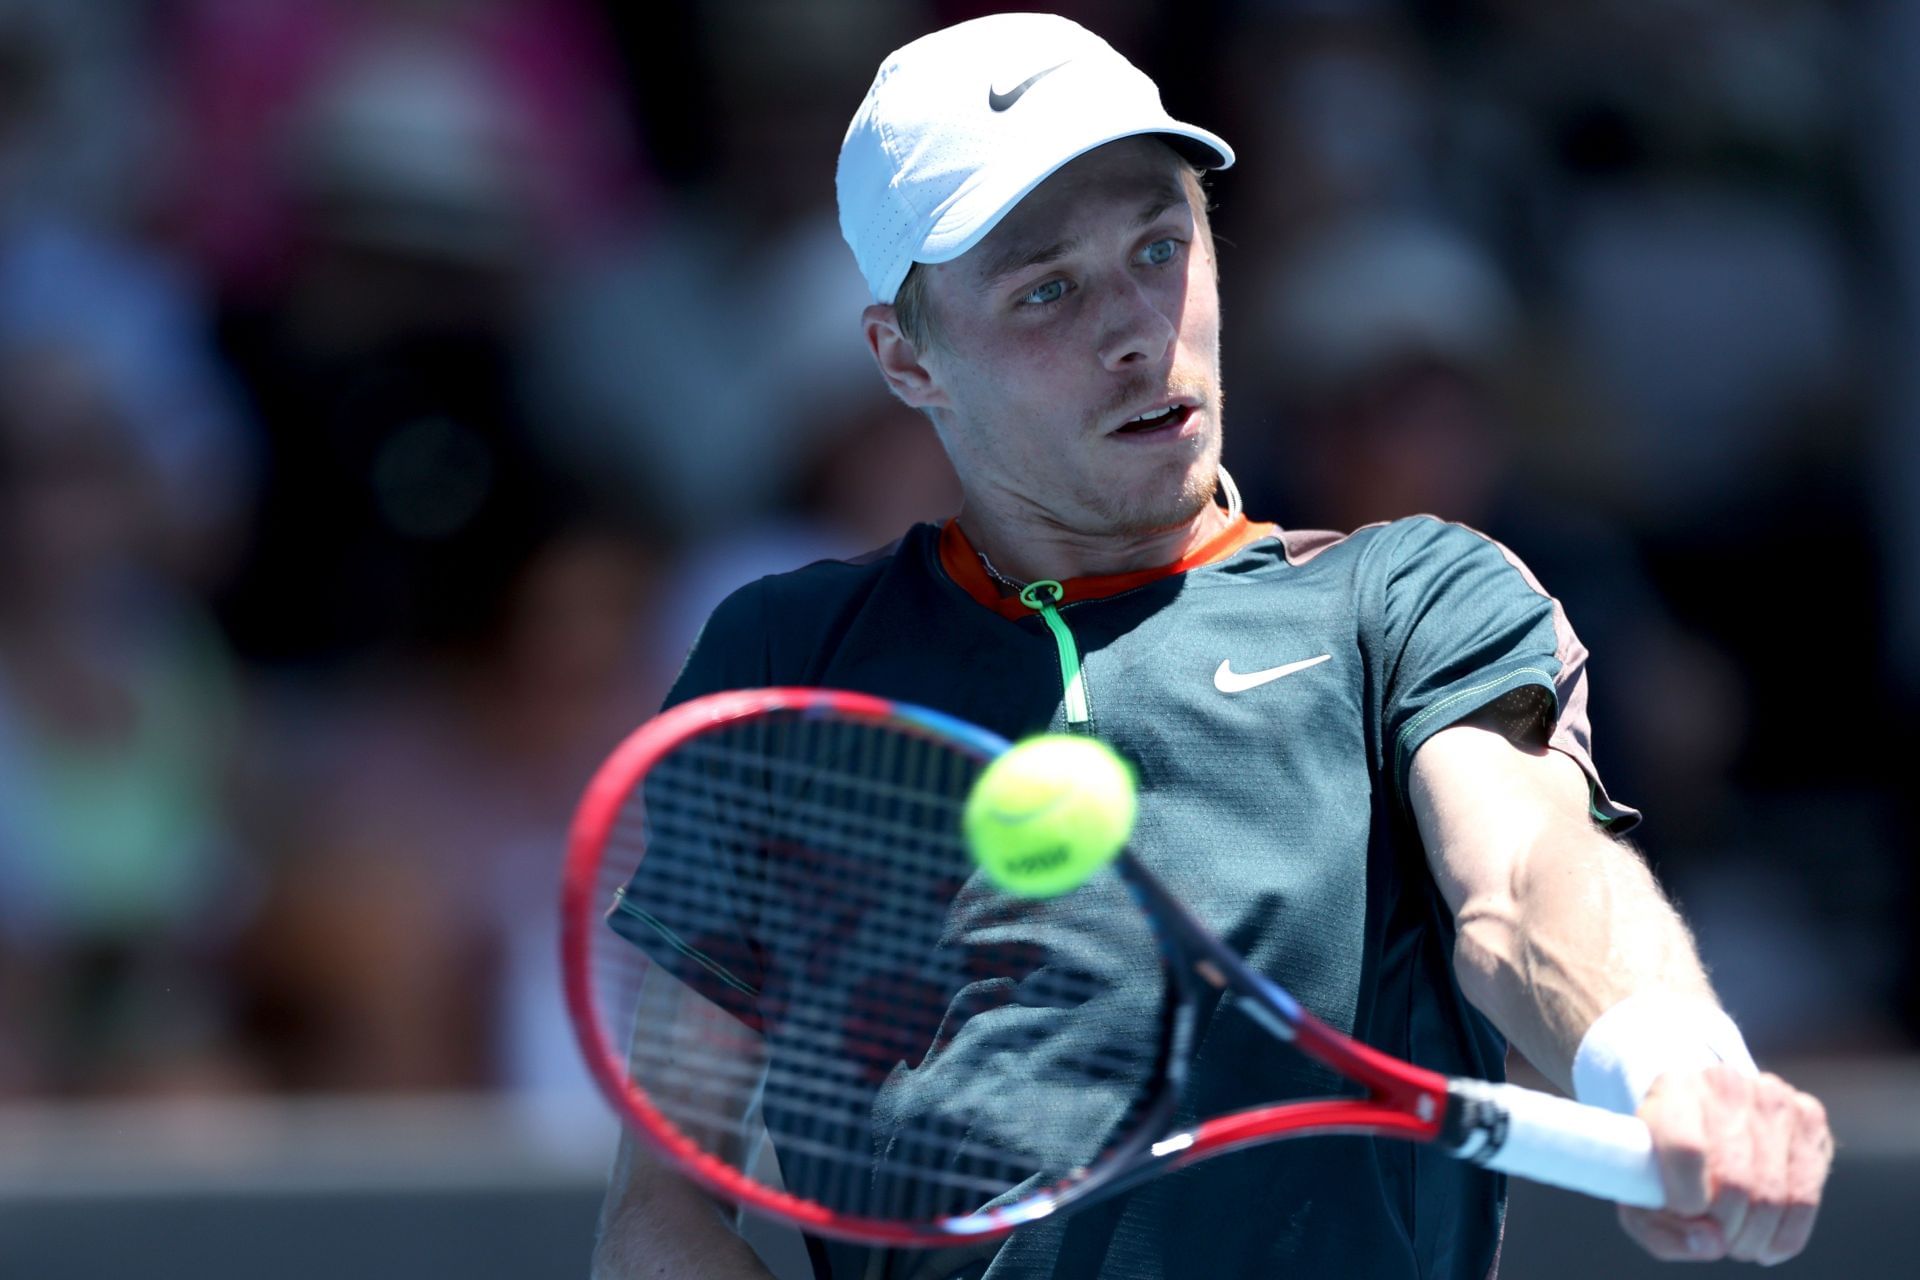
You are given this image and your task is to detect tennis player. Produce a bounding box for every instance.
[593,14,1831,1278]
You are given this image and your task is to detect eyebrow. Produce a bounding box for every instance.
[973,178,1191,290]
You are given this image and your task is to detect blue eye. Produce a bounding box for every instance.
[1021,278,1068,306]
[1141,238,1178,266]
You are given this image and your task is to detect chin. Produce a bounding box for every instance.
[1092,466,1219,537]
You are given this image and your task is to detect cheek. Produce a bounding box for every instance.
[949,312,1062,375]
[1181,260,1222,349]
[939,321,1079,418]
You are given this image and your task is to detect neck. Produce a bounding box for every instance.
[957,499,1237,586]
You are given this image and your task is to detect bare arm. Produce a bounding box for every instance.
[1410,709,1831,1266]
[590,963,779,1280]
[1409,716,1712,1089]
[594,1138,780,1279]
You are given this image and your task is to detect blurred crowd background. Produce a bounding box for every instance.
[0,0,1912,1122]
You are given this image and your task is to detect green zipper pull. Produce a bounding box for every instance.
[1018,579,1091,729]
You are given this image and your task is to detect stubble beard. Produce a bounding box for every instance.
[942,360,1228,540]
[1074,371,1226,536]
[1075,434,1222,536]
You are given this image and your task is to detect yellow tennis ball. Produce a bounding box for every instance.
[963,735,1137,898]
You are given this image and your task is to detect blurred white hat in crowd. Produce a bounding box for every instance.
[836,12,1233,304]
[1266,215,1519,393]
[292,39,527,263]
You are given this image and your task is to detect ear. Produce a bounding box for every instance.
[862,304,949,411]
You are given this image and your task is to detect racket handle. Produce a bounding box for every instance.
[1446,1080,1666,1209]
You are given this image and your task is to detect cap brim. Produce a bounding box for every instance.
[913,120,1234,272]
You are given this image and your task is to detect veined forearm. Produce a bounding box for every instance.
[1451,821,1716,1093]
[1414,711,1827,1266]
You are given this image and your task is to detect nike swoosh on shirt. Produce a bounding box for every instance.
[1213,654,1332,694]
[989,62,1067,111]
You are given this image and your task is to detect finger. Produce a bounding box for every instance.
[1642,1078,1713,1218]
[1761,1091,1833,1265]
[1617,1205,1725,1262]
[1768,1201,1822,1266]
[1768,1199,1821,1267]
[1708,1067,1760,1250]
[1725,1075,1793,1262]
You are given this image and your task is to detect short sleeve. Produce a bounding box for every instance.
[609,778,772,1032]
[1379,518,1639,832]
[612,580,778,1026]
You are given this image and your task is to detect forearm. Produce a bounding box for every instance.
[1450,817,1717,1092]
[592,1137,778,1280]
[1411,724,1723,1092]
[1415,715,1830,1265]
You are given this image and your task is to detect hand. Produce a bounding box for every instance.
[1618,1064,1833,1265]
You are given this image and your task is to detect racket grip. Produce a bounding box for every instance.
[1446,1080,1666,1209]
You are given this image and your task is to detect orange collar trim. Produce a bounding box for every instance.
[938,513,1282,620]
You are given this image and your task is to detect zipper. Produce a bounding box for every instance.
[1016,580,1091,731]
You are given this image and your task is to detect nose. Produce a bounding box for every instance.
[1096,276,1177,373]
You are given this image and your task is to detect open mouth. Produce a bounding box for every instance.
[1113,404,1194,435]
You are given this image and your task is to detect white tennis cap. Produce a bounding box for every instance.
[836,13,1234,304]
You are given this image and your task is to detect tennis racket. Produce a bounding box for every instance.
[563,686,1665,1248]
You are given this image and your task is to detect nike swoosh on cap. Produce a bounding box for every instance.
[989,61,1068,111]
[1213,654,1332,694]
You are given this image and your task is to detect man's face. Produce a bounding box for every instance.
[910,138,1224,538]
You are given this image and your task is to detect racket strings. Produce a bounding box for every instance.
[617,999,1157,1119]
[585,710,1165,1223]
[625,805,963,938]
[608,819,1152,1079]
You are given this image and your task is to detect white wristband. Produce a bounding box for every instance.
[1572,992,1758,1116]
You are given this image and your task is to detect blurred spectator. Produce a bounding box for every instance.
[195,0,628,667]
[0,102,261,1087]
[530,2,927,537]
[1421,0,1861,519]
[1557,187,1856,522]
[161,0,642,301]
[0,343,255,1096]
[0,221,257,586]
[1221,8,1440,253]
[233,523,667,1093]
[213,278,567,667]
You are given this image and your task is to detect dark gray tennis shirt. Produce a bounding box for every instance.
[638,514,1635,1280]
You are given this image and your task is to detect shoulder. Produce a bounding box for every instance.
[1256,516,1525,586]
[666,526,935,705]
[1263,515,1476,565]
[1334,514,1555,599]
[1367,513,1520,562]
[1238,516,1555,608]
[745,527,935,648]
